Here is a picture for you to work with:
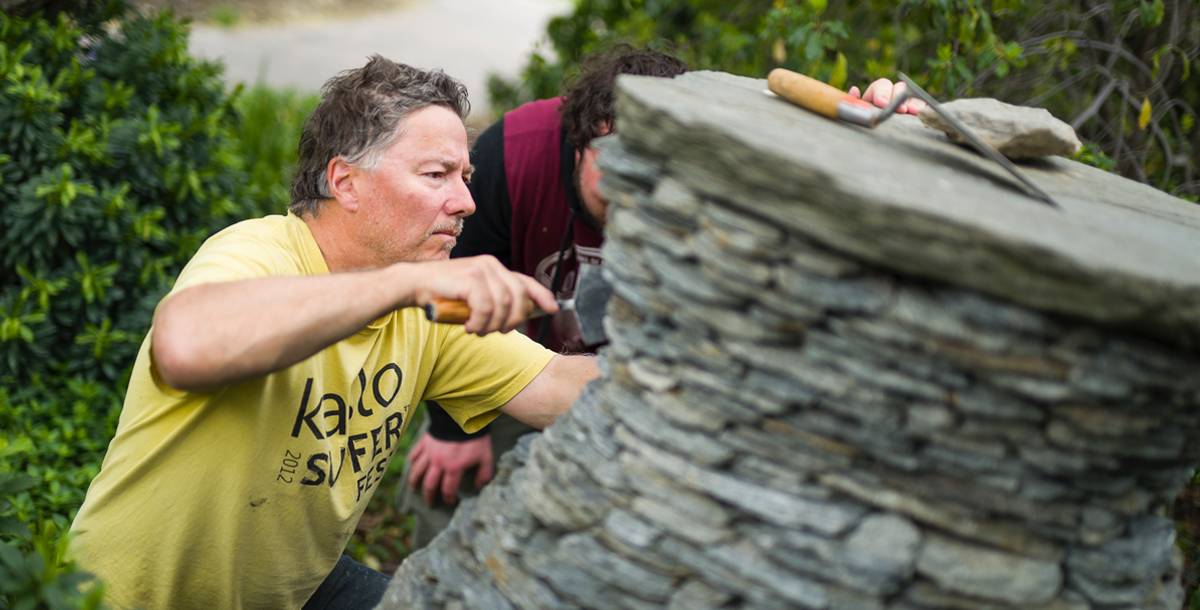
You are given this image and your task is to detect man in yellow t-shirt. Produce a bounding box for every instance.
[69,55,598,610]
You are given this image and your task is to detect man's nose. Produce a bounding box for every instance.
[447,180,476,216]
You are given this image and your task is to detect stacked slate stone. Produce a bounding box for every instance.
[381,71,1200,609]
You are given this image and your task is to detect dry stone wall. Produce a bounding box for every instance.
[381,71,1200,609]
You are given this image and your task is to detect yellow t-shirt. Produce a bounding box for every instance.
[69,213,554,609]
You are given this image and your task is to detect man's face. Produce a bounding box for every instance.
[353,105,475,265]
[576,143,608,228]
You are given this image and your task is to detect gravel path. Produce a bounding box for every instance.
[188,0,569,118]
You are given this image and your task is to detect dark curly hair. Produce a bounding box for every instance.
[560,45,688,154]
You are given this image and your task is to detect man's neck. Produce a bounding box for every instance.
[301,208,371,273]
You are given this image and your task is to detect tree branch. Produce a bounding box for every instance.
[1071,77,1119,130]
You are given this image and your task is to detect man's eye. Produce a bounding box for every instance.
[425,172,445,180]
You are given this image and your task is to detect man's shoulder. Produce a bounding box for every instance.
[208,214,294,244]
[504,97,566,134]
[511,96,565,115]
[201,213,315,258]
[183,212,323,279]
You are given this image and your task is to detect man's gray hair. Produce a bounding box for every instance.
[289,55,470,216]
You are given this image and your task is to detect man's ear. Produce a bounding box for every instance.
[326,157,359,212]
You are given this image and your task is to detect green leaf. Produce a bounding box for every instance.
[0,437,35,458]
[829,51,848,90]
[0,516,31,539]
[1137,97,1152,131]
[1139,0,1165,27]
[804,32,823,62]
[0,473,37,497]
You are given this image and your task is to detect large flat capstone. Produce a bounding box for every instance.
[614,71,1200,349]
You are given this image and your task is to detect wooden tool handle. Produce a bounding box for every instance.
[424,298,471,324]
[767,68,873,119]
[423,298,552,324]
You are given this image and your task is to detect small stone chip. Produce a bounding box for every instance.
[919,98,1082,159]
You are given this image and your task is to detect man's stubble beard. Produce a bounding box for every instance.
[409,217,465,261]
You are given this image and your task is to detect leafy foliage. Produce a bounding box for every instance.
[235,85,318,215]
[0,2,283,606]
[0,7,256,389]
[0,505,104,610]
[489,0,1199,199]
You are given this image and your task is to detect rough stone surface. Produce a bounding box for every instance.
[918,97,1083,159]
[379,70,1200,610]
[917,532,1062,604]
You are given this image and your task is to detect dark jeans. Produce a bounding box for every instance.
[302,554,390,610]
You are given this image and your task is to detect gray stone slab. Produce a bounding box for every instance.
[775,266,895,314]
[616,444,735,527]
[602,509,661,550]
[692,239,773,287]
[918,97,1082,159]
[704,540,830,608]
[843,513,922,593]
[1066,516,1177,602]
[629,496,734,546]
[689,219,787,263]
[655,537,764,603]
[385,67,1200,610]
[907,402,957,434]
[667,579,733,610]
[953,384,1046,421]
[916,532,1062,605]
[642,388,730,432]
[593,134,665,185]
[720,422,852,472]
[560,534,681,603]
[667,292,784,342]
[785,239,863,277]
[615,423,865,535]
[615,70,1200,350]
[821,473,1063,560]
[731,453,824,497]
[645,249,745,307]
[601,236,658,286]
[899,582,1092,610]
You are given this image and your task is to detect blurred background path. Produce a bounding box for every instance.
[181,0,569,119]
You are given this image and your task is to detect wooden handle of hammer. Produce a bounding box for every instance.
[424,298,471,324]
[767,68,874,120]
[423,298,552,324]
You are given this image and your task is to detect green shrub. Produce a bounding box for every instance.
[0,489,104,610]
[235,85,318,214]
[489,0,1198,200]
[0,6,256,389]
[0,2,275,606]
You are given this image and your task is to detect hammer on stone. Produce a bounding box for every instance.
[766,68,1059,208]
[423,260,613,347]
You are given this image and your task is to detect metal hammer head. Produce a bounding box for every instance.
[571,261,613,347]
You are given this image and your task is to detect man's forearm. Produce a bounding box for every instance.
[500,354,599,429]
[152,264,417,391]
